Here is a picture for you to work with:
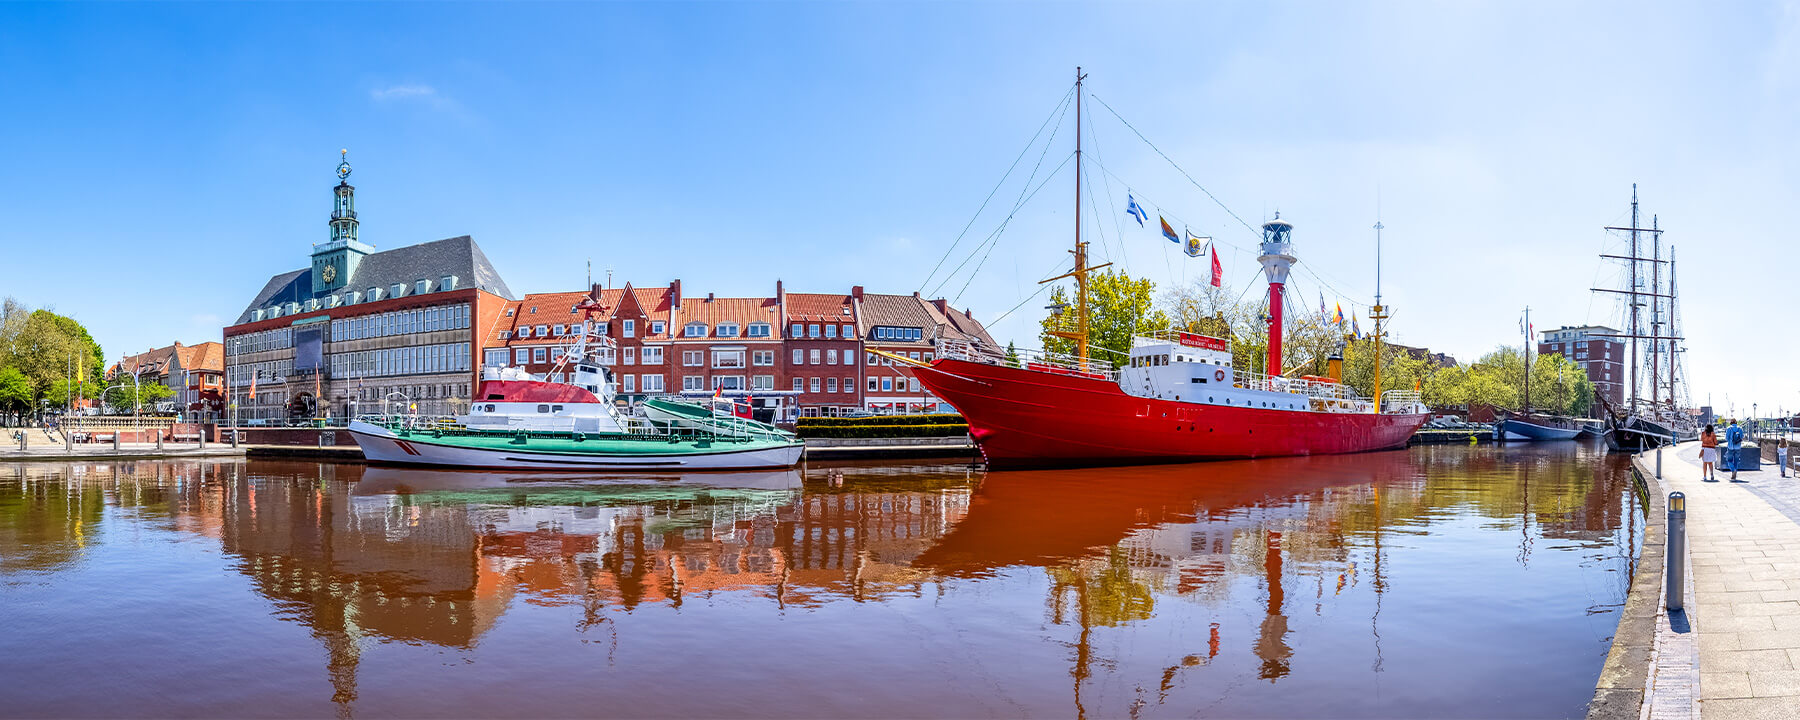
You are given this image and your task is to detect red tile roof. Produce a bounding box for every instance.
[673,296,780,339]
[784,292,855,323]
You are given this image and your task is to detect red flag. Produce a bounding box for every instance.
[1209,243,1223,287]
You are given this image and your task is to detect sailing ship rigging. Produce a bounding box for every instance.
[1590,185,1693,450]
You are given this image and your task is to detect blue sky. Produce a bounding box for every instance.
[2,2,1795,415]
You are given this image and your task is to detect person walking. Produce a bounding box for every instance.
[1726,419,1746,482]
[1780,436,1791,479]
[1701,424,1719,482]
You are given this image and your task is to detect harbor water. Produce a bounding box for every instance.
[0,442,1638,718]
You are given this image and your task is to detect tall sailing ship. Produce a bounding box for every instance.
[896,69,1430,469]
[1591,185,1695,451]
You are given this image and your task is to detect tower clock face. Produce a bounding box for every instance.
[321,264,337,283]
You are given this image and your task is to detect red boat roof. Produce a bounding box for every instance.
[478,380,602,404]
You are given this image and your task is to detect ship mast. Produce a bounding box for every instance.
[1628,187,1639,411]
[1041,67,1110,364]
[1370,217,1386,412]
[1523,306,1531,413]
[1650,215,1661,413]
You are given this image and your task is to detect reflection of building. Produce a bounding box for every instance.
[222,153,516,421]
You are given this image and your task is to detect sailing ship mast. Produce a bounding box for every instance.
[1041,67,1111,364]
[1593,185,1677,417]
[1370,218,1387,412]
[1522,306,1531,413]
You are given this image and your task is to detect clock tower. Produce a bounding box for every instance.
[311,149,373,296]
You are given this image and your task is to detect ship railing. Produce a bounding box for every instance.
[1135,330,1231,351]
[936,338,1117,380]
[1228,369,1364,402]
[1380,390,1425,413]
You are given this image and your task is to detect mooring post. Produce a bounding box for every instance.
[1667,492,1687,611]
[229,428,237,449]
[1656,443,1663,479]
[64,427,72,452]
[112,432,121,452]
[155,432,163,451]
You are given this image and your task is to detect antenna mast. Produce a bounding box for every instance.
[1371,215,1387,412]
[1041,67,1110,364]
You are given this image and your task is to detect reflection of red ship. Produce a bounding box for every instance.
[898,73,1426,469]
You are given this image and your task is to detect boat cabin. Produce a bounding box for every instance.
[465,362,628,433]
[1119,331,1365,413]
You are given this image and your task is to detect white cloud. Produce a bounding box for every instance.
[370,84,438,101]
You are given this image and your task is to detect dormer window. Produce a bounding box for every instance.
[415,279,431,295]
[747,323,771,338]
[285,302,300,315]
[825,324,837,339]
[717,323,740,338]
[518,326,530,338]
[389,283,405,298]
[684,322,708,338]
[651,321,665,335]
[535,325,548,337]
[440,275,458,291]
[252,309,265,321]
[554,324,567,336]
[368,287,382,302]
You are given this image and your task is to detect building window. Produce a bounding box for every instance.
[717,323,740,338]
[752,375,774,391]
[641,347,664,364]
[827,377,838,393]
[868,377,879,392]
[515,348,529,364]
[554,324,567,336]
[882,377,893,392]
[909,352,921,361]
[624,347,636,365]
[867,352,877,366]
[810,349,821,364]
[684,322,707,338]
[790,323,803,338]
[683,375,705,391]
[793,349,805,365]
[622,374,636,393]
[793,377,804,392]
[533,348,547,363]
[684,350,704,367]
[808,324,821,338]
[499,330,511,340]
[551,348,565,363]
[623,319,636,338]
[714,376,743,391]
[825,324,837,339]
[485,349,508,367]
[827,349,838,365]
[518,326,530,339]
[843,324,855,338]
[747,323,771,338]
[535,324,548,337]
[810,377,821,393]
[713,350,745,369]
[843,377,854,393]
[753,350,774,366]
[641,374,664,392]
[550,372,565,384]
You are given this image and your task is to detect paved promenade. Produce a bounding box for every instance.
[1652,441,1800,719]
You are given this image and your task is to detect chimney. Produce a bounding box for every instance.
[932,298,948,315]
[775,279,785,304]
[707,292,715,302]
[669,279,682,309]
[913,291,921,298]
[851,285,864,300]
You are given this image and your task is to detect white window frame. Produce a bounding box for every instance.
[624,347,636,365]
[623,319,636,338]
[792,377,804,392]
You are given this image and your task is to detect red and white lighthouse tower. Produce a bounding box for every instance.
[1258,216,1297,376]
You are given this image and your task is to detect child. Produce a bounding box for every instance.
[1700,424,1718,482]
[1780,437,1791,479]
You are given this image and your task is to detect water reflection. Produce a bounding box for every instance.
[0,442,1637,719]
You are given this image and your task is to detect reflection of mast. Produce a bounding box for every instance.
[1254,529,1291,680]
[1370,485,1385,675]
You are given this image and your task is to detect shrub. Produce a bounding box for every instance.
[795,413,964,429]
[797,423,970,439]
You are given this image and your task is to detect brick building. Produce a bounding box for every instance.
[782,285,862,417]
[1537,325,1625,409]
[223,154,515,422]
[109,340,226,417]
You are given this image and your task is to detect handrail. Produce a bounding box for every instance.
[936,338,1117,379]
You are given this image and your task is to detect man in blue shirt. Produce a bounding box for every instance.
[1725,419,1746,481]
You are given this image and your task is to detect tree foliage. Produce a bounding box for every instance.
[1041,269,1170,360]
[0,297,106,414]
[104,381,175,413]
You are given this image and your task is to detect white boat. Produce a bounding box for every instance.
[348,298,803,471]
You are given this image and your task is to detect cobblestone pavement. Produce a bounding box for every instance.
[1659,442,1800,720]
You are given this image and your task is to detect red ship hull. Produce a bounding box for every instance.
[910,358,1429,469]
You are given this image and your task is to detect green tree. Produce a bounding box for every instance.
[0,366,30,424]
[104,381,175,413]
[1003,341,1019,365]
[1041,269,1170,361]
[2,306,104,403]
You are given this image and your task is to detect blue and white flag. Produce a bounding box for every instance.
[1126,195,1147,227]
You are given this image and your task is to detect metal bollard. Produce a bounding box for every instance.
[64,429,72,452]
[112,432,121,452]
[199,428,207,450]
[229,429,238,448]
[156,432,163,451]
[1667,492,1687,611]
[18,431,26,451]
[1657,444,1663,479]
